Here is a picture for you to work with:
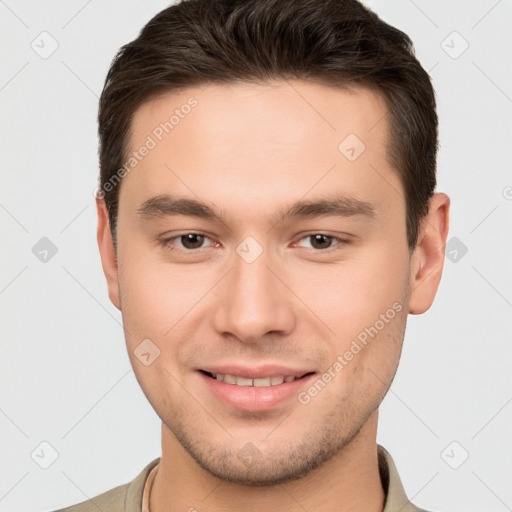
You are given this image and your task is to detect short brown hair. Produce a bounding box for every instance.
[98,0,437,251]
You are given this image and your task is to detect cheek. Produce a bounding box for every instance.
[289,248,410,342]
[117,244,206,339]
[328,302,407,411]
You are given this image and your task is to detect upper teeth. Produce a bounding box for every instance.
[214,373,298,387]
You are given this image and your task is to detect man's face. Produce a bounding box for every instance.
[109,81,414,484]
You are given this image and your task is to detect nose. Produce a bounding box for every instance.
[211,247,296,344]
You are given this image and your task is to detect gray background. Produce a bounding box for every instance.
[1,1,511,511]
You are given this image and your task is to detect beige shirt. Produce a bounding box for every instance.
[54,445,431,512]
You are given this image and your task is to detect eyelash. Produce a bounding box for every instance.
[159,232,349,254]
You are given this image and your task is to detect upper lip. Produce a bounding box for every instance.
[199,364,315,379]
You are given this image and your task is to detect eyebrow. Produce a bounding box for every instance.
[136,194,375,225]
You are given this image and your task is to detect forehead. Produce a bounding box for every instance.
[130,80,389,156]
[120,80,400,222]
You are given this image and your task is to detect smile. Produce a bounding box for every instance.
[201,370,312,387]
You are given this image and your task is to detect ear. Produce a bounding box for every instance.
[408,192,450,315]
[96,197,121,310]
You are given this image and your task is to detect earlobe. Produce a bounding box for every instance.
[408,193,450,315]
[96,198,121,310]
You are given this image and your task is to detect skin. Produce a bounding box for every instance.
[96,80,449,512]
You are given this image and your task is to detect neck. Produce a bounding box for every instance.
[150,410,385,512]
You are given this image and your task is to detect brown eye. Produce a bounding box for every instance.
[310,234,333,249]
[180,233,205,249]
[295,233,347,252]
[161,232,216,252]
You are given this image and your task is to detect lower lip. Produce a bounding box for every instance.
[198,371,316,412]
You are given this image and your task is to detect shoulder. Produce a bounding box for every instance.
[51,458,160,512]
[52,482,129,512]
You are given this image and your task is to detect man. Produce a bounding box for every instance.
[56,0,449,510]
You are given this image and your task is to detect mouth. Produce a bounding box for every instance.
[199,369,315,387]
[197,364,318,411]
